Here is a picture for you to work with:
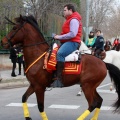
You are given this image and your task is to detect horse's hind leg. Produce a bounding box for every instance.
[90,90,103,120]
[77,84,103,120]
[22,85,34,120]
[77,83,92,120]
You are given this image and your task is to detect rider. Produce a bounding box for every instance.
[53,4,82,86]
[92,30,104,58]
[85,31,96,48]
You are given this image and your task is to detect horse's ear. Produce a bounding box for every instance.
[14,15,24,23]
[20,14,23,20]
[19,14,27,22]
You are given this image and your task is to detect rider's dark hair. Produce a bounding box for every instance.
[64,4,76,12]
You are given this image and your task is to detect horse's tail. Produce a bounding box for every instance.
[105,63,120,113]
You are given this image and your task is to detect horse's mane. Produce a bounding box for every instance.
[15,15,45,40]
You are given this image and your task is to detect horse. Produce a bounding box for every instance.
[80,41,120,66]
[104,40,112,51]
[1,15,120,120]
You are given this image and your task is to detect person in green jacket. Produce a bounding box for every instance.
[85,31,96,48]
[17,47,25,75]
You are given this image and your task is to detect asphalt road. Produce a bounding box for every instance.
[0,74,120,120]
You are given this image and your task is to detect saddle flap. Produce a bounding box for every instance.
[43,43,81,73]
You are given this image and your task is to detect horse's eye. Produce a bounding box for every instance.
[13,26,17,30]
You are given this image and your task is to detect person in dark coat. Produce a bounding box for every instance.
[9,45,17,77]
[92,30,104,58]
[0,73,2,81]
[17,47,25,75]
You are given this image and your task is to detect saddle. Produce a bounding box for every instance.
[92,50,106,60]
[43,43,82,74]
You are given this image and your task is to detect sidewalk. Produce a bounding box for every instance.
[0,69,29,89]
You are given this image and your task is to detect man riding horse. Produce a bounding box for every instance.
[2,14,120,120]
[53,4,82,86]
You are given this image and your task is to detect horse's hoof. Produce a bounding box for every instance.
[76,92,82,96]
[25,117,32,120]
[76,93,81,96]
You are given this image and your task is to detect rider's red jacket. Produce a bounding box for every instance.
[60,12,82,43]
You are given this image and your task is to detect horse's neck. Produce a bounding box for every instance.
[23,29,49,67]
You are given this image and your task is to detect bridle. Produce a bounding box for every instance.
[2,21,54,48]
[2,22,26,48]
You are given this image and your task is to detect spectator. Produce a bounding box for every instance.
[113,38,119,46]
[17,47,25,75]
[9,45,17,77]
[112,38,119,50]
[85,31,96,48]
[0,73,2,81]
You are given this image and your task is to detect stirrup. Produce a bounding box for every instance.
[51,79,64,88]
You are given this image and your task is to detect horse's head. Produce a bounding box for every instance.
[1,15,42,49]
[1,15,26,48]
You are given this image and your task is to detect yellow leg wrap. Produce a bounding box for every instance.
[77,110,90,120]
[90,108,100,120]
[22,102,30,117]
[40,112,48,120]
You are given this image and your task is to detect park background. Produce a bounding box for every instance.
[0,0,120,69]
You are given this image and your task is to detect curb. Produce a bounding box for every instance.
[0,78,29,89]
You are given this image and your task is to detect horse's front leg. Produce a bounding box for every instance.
[35,86,48,120]
[22,85,34,120]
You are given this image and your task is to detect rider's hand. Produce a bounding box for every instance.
[54,35,60,40]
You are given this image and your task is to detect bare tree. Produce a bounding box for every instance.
[23,0,80,20]
[89,0,114,31]
[102,7,120,39]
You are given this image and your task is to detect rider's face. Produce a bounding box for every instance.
[63,7,72,18]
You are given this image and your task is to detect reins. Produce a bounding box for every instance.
[23,41,48,47]
[23,37,55,48]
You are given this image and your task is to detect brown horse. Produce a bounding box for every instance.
[1,15,120,120]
